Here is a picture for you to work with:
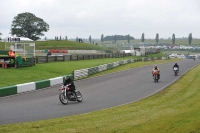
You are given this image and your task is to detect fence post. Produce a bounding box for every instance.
[70,55,72,61]
[46,56,48,63]
[36,56,38,63]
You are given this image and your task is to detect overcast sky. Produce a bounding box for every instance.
[0,0,200,39]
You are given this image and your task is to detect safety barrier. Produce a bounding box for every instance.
[0,74,73,97]
[35,53,131,63]
[73,56,166,80]
[73,59,137,80]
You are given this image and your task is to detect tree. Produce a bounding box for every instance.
[141,33,145,42]
[127,34,130,43]
[101,34,104,44]
[114,34,117,43]
[188,33,192,44]
[155,33,159,44]
[89,35,92,44]
[0,32,2,40]
[104,35,134,41]
[76,37,79,42]
[11,12,49,41]
[172,33,175,44]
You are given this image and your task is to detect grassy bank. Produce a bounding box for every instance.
[0,59,199,133]
[0,40,113,51]
[34,40,104,50]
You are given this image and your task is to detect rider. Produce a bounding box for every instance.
[173,63,179,70]
[152,66,160,79]
[64,76,76,97]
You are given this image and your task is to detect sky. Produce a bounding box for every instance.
[0,0,200,39]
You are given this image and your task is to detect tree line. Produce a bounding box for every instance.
[97,33,193,45]
[3,12,193,45]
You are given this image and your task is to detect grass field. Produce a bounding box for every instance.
[1,58,200,133]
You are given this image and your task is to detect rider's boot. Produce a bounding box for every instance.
[72,92,77,100]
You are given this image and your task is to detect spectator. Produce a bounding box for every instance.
[47,50,52,56]
[8,50,16,57]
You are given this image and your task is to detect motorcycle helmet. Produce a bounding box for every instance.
[65,76,70,80]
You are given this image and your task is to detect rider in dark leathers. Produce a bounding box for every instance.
[173,63,179,70]
[64,76,76,97]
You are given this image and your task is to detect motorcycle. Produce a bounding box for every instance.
[59,85,83,105]
[152,70,159,83]
[173,67,179,76]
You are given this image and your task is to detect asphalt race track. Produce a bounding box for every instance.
[0,59,199,124]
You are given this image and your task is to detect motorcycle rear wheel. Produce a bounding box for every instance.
[59,93,68,105]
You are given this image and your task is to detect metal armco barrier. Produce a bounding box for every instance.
[35,53,132,64]
[73,59,136,80]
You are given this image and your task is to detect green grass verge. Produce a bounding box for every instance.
[1,58,200,133]
[0,56,138,88]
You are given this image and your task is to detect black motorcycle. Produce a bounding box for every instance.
[173,67,179,76]
[59,85,83,105]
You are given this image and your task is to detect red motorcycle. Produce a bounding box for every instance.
[152,70,159,83]
[59,85,83,105]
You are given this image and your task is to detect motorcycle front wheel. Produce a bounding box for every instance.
[76,91,83,102]
[59,93,68,105]
[154,75,158,82]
